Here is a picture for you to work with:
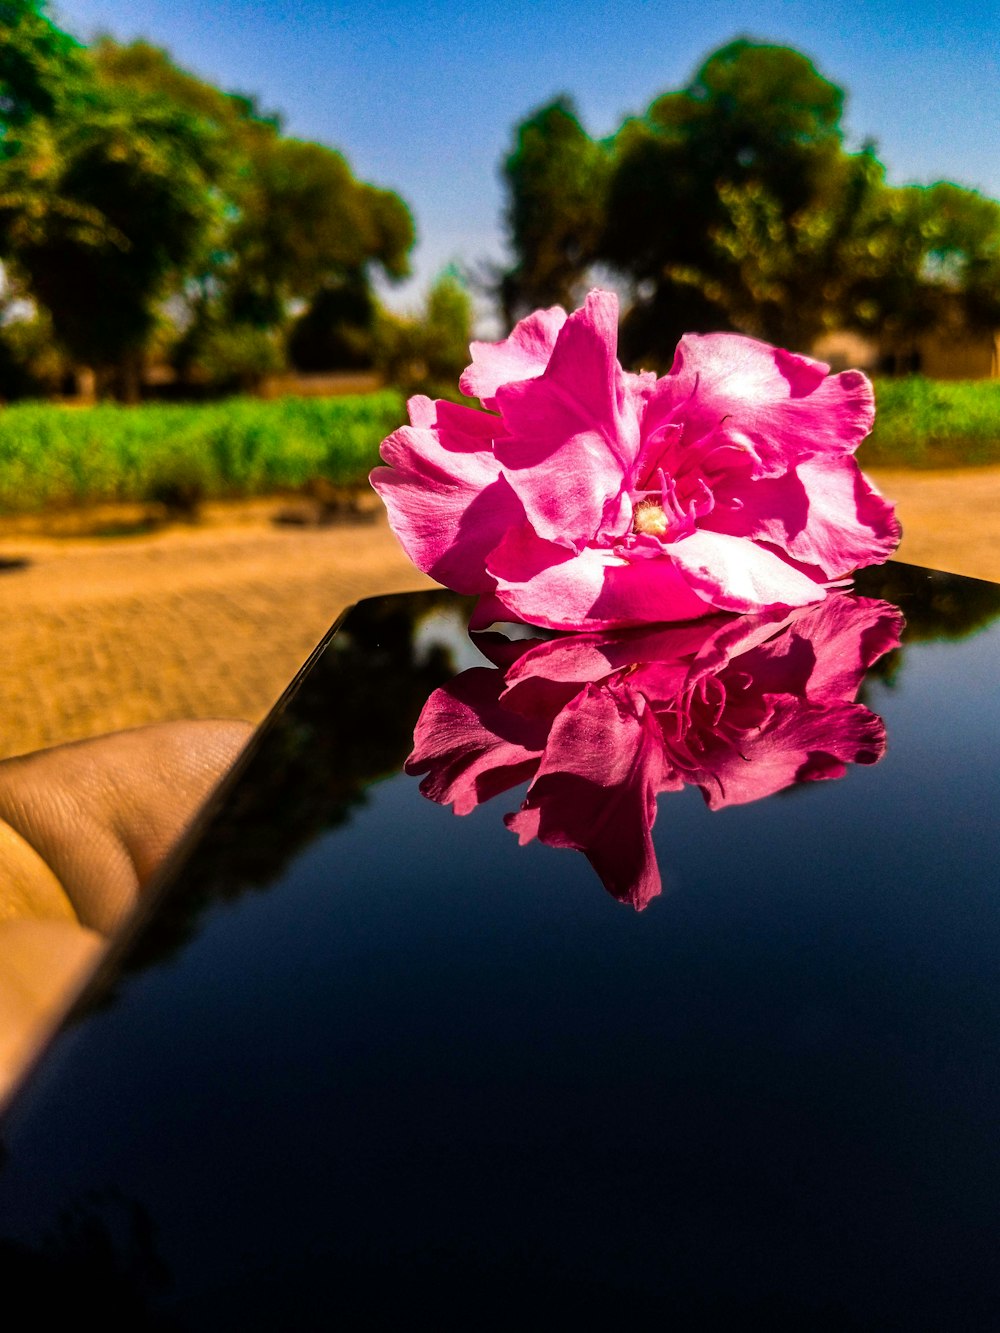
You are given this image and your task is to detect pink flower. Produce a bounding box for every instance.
[406,594,902,910]
[372,290,900,631]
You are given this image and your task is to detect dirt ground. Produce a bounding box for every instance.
[0,467,997,762]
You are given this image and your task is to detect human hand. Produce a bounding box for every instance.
[0,720,252,1099]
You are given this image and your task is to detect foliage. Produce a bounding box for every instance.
[374,269,473,397]
[184,322,286,392]
[0,304,67,396]
[499,40,857,355]
[288,279,378,372]
[0,16,228,394]
[843,182,1000,346]
[605,41,856,361]
[420,268,474,384]
[0,21,415,398]
[860,377,1000,468]
[663,150,887,350]
[498,38,1000,369]
[221,134,413,330]
[499,96,609,324]
[0,391,405,511]
[0,0,85,149]
[93,39,414,343]
[1,87,225,394]
[91,35,280,138]
[0,374,997,523]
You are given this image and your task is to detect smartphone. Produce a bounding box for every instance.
[0,566,997,1328]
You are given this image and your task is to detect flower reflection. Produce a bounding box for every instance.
[406,594,902,909]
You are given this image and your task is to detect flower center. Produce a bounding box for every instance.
[630,464,717,545]
[632,499,670,538]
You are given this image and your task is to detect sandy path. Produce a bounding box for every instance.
[0,505,432,760]
[0,469,997,761]
[867,466,1000,583]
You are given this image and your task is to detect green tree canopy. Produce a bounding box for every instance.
[498,41,858,360]
[499,96,609,325]
[0,21,416,397]
[373,268,473,396]
[844,181,1000,347]
[1,86,224,394]
[91,34,281,139]
[95,39,414,330]
[0,0,85,150]
[604,40,852,360]
[657,146,888,351]
[224,136,413,328]
[498,38,1000,369]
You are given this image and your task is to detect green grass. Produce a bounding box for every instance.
[0,377,997,516]
[0,391,406,514]
[863,377,1000,468]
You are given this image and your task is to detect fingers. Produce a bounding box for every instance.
[0,818,77,926]
[0,919,104,1104]
[0,720,253,933]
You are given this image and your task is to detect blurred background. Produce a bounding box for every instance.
[1,0,999,757]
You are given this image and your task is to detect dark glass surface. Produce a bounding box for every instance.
[0,563,998,1328]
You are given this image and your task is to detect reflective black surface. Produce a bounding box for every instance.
[0,564,998,1328]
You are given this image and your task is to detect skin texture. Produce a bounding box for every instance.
[0,720,252,1100]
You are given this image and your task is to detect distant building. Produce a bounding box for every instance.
[813,326,1000,379]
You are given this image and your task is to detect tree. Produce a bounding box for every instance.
[603,40,851,362]
[498,96,609,326]
[842,181,1000,351]
[662,146,887,349]
[224,135,413,328]
[0,27,417,398]
[0,0,85,153]
[421,267,473,385]
[91,35,280,140]
[0,18,228,397]
[497,39,1000,366]
[96,39,415,374]
[288,277,378,372]
[0,86,225,398]
[374,269,473,396]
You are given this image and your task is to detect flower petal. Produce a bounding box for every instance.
[500,620,730,715]
[704,457,900,578]
[371,397,523,594]
[459,305,568,408]
[694,699,887,810]
[488,525,713,630]
[643,333,875,476]
[775,595,904,704]
[493,290,640,548]
[505,682,664,909]
[405,668,548,815]
[667,529,826,614]
[787,458,900,576]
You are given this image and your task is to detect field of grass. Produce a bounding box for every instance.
[0,377,997,516]
[863,377,1000,468]
[0,391,406,514]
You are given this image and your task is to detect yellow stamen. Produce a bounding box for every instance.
[633,499,669,537]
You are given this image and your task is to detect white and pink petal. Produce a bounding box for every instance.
[487,527,713,631]
[666,529,827,615]
[493,291,640,547]
[460,305,568,408]
[371,399,523,594]
[642,333,875,476]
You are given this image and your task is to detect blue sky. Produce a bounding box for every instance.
[54,0,1000,316]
